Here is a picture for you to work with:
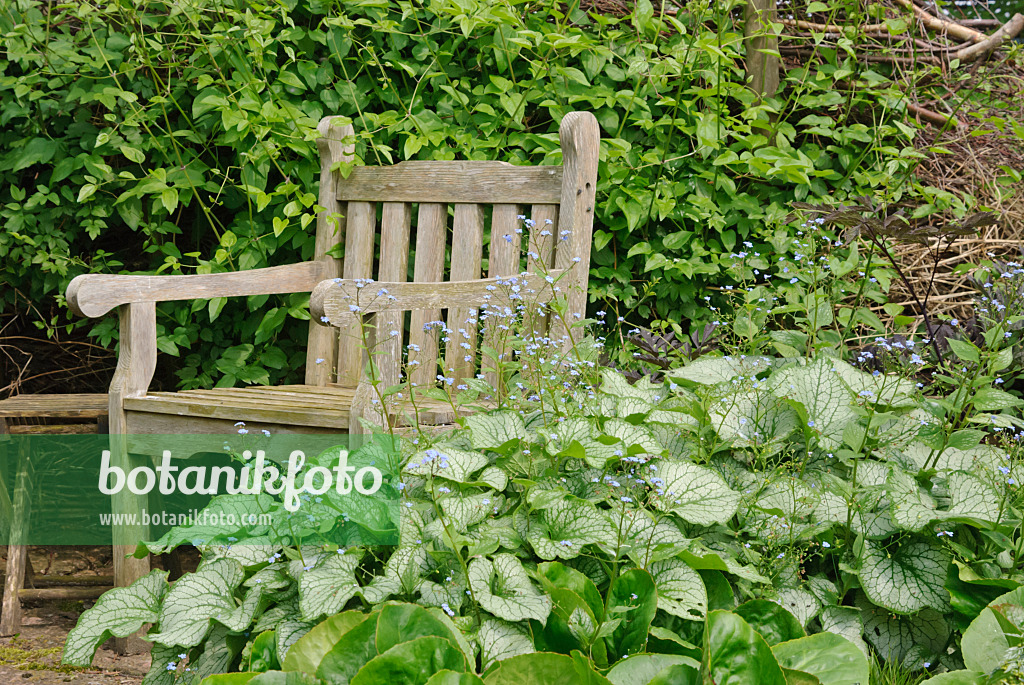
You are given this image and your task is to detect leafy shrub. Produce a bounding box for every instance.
[61,216,1024,683]
[0,0,948,388]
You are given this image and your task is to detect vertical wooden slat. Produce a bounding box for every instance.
[0,444,29,636]
[336,202,376,387]
[444,204,484,386]
[375,203,412,390]
[482,204,521,388]
[526,204,559,338]
[306,117,354,386]
[109,302,156,653]
[408,203,448,387]
[552,113,600,347]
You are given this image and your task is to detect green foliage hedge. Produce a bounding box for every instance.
[0,0,945,388]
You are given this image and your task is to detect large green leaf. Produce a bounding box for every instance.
[605,654,699,685]
[606,569,658,657]
[818,606,868,656]
[282,612,368,674]
[668,356,774,386]
[478,619,535,672]
[483,652,614,685]
[734,600,804,646]
[769,357,856,449]
[532,587,599,655]
[946,471,1001,523]
[649,559,707,621]
[299,554,360,621]
[709,390,799,450]
[248,673,324,685]
[858,539,950,614]
[62,570,168,666]
[919,674,986,685]
[528,497,616,560]
[425,672,486,685]
[703,610,787,685]
[467,412,528,450]
[650,460,740,526]
[771,633,870,685]
[960,608,1007,674]
[537,562,604,620]
[375,603,463,654]
[149,559,252,647]
[469,554,551,623]
[404,446,488,483]
[316,612,380,685]
[349,636,467,685]
[856,593,949,666]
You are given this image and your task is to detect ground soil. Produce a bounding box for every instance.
[0,546,199,684]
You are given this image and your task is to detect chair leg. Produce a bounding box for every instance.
[1,443,31,636]
[108,433,151,654]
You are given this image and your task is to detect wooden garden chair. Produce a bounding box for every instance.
[66,111,599,595]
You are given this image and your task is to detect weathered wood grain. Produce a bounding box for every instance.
[306,117,354,385]
[338,161,562,204]
[552,112,600,345]
[376,203,412,390]
[0,394,108,418]
[483,204,522,388]
[67,262,325,318]
[445,204,485,385]
[107,302,155,652]
[407,203,448,386]
[312,273,562,324]
[335,201,376,388]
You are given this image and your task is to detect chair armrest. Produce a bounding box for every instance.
[67,262,326,317]
[309,271,564,328]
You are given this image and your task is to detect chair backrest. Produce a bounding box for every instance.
[305,112,599,391]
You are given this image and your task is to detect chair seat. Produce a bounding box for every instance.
[0,394,108,419]
[123,384,461,432]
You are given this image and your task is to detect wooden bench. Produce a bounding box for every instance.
[0,394,111,635]
[65,111,600,597]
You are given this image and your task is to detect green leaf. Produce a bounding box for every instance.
[299,554,360,621]
[282,612,368,674]
[605,568,657,656]
[404,446,488,483]
[972,387,1023,411]
[483,653,614,685]
[856,593,949,665]
[818,606,868,657]
[668,356,774,386]
[14,137,57,171]
[770,357,856,449]
[858,539,950,614]
[947,471,1001,523]
[149,559,251,647]
[771,633,870,685]
[467,412,527,450]
[960,607,1008,673]
[248,673,323,685]
[734,600,804,646]
[649,559,707,621]
[425,672,485,685]
[918,673,986,685]
[469,554,551,623]
[947,338,979,363]
[536,562,604,620]
[316,612,380,683]
[650,460,740,526]
[478,619,534,672]
[62,570,168,666]
[349,636,468,685]
[528,497,615,560]
[703,610,787,685]
[605,654,698,685]
[375,603,463,654]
